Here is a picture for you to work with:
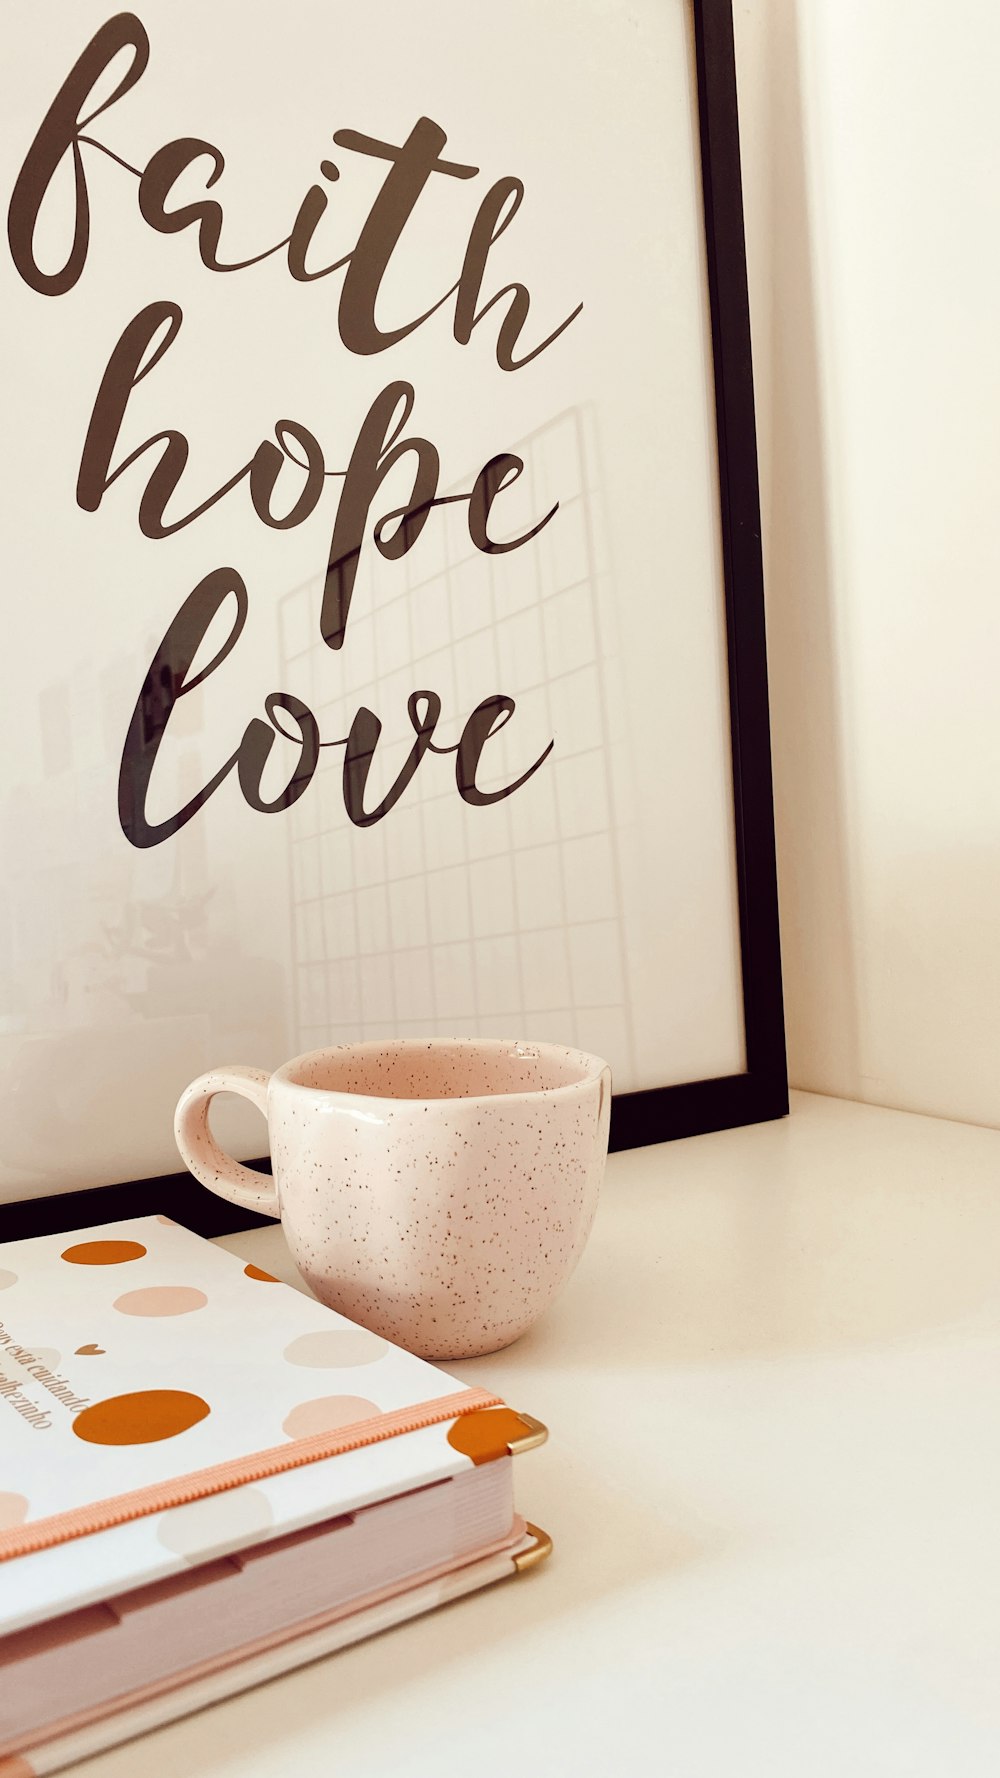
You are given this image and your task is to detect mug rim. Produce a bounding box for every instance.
[271,1036,609,1107]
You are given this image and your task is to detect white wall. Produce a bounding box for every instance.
[733,0,1000,1127]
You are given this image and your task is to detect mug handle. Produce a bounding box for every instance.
[174,1066,279,1218]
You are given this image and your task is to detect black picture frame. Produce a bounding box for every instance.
[612,0,787,1151]
[0,0,784,1244]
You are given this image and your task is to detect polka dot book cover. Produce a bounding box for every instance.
[0,1216,548,1772]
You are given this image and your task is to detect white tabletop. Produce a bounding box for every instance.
[79,1090,1000,1777]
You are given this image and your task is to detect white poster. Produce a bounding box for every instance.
[0,1,751,1201]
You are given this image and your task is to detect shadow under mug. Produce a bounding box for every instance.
[174,1037,611,1360]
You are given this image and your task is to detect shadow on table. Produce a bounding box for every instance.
[80,1459,719,1778]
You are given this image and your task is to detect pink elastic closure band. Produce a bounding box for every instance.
[0,1387,502,1564]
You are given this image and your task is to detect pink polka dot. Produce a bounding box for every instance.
[0,1492,29,1528]
[157,1488,274,1563]
[113,1286,208,1317]
[282,1330,387,1368]
[282,1396,380,1440]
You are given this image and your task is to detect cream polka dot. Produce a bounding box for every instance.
[27,1348,60,1369]
[0,1491,29,1529]
[282,1396,380,1440]
[157,1487,274,1563]
[282,1330,388,1369]
[113,1286,208,1317]
[0,1269,16,1289]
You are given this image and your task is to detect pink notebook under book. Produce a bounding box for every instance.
[0,1216,550,1774]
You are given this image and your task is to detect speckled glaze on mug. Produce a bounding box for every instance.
[174,1039,611,1359]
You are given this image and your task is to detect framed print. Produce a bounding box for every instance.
[0,0,785,1234]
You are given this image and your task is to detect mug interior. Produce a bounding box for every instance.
[281,1039,602,1102]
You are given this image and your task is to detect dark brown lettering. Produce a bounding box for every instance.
[455,177,583,370]
[7,12,148,296]
[455,695,553,805]
[468,454,557,554]
[138,137,289,272]
[322,381,438,650]
[342,691,443,826]
[78,302,326,536]
[333,118,477,353]
[119,568,320,848]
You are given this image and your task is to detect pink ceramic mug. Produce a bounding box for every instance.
[174,1038,611,1359]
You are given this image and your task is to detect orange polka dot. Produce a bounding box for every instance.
[61,1240,147,1266]
[113,1287,207,1317]
[73,1390,210,1445]
[447,1407,539,1465]
[282,1396,380,1440]
[244,1264,279,1283]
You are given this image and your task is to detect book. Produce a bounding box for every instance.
[0,1215,549,1771]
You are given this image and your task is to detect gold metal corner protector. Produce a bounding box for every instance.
[506,1413,548,1455]
[513,1522,553,1571]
